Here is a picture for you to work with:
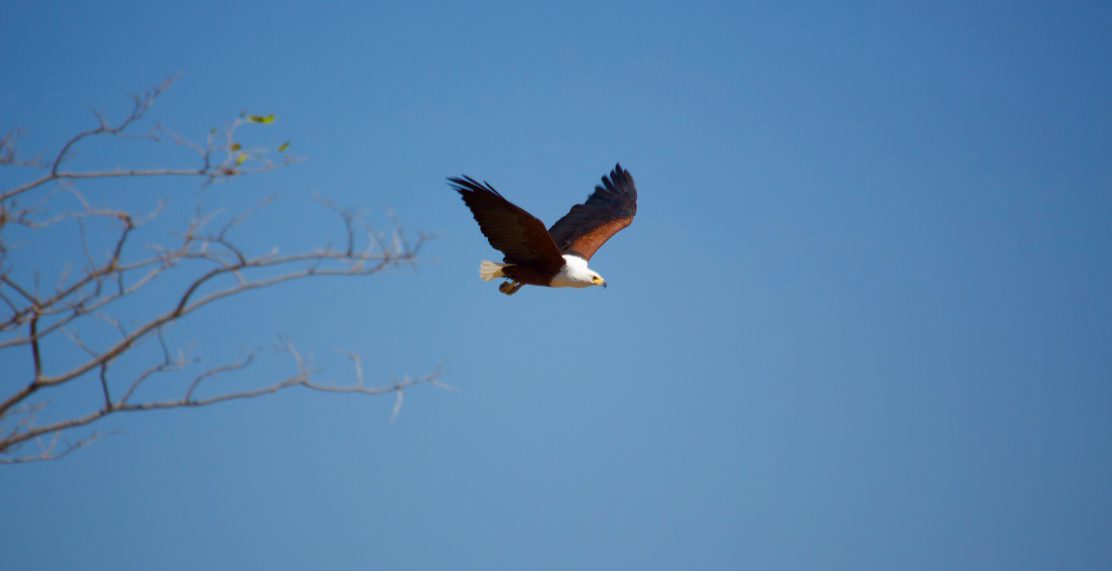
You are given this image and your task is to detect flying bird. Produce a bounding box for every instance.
[450,163,638,295]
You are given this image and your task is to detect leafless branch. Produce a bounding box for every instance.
[0,432,103,465]
[0,80,441,463]
[0,76,297,204]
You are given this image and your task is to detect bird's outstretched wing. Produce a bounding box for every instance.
[547,164,638,260]
[449,176,565,271]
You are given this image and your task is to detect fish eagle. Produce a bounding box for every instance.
[450,163,638,295]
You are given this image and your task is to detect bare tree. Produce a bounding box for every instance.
[0,79,448,463]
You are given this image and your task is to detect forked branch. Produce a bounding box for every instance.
[0,80,442,463]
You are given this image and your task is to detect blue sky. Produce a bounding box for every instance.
[2,1,1111,569]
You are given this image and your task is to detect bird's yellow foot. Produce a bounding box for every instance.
[499,281,523,295]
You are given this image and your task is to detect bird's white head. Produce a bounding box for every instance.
[554,255,607,289]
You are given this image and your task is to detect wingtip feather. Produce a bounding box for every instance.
[447,175,503,198]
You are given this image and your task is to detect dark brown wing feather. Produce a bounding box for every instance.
[449,176,565,272]
[547,163,638,260]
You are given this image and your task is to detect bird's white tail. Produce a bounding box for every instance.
[479,260,507,281]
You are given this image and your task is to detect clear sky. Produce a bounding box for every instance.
[2,1,1111,569]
